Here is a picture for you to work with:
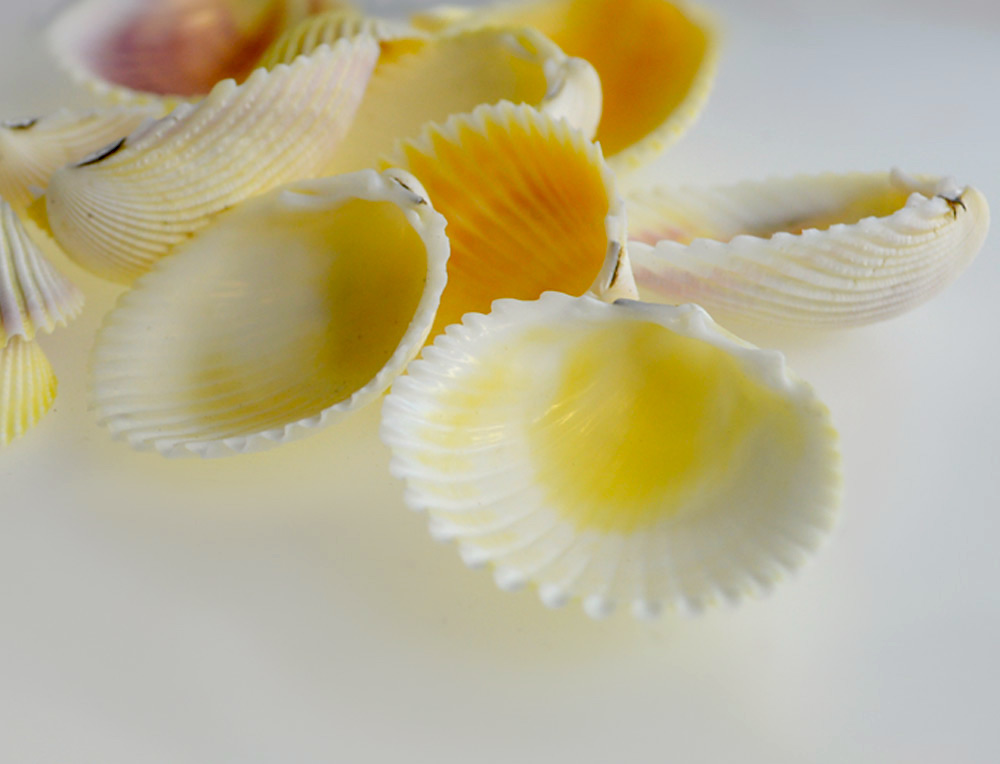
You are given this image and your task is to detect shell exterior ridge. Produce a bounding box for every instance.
[0,335,58,447]
[45,36,381,282]
[380,100,635,337]
[257,9,423,70]
[0,198,84,346]
[0,106,161,213]
[627,169,989,327]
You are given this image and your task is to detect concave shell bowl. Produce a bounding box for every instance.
[382,292,841,618]
[92,169,449,457]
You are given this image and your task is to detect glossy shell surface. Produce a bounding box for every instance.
[92,169,449,457]
[382,292,841,617]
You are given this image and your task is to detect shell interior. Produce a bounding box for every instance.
[382,292,840,617]
[93,169,449,457]
[325,26,601,175]
[44,37,380,283]
[383,102,632,338]
[628,170,991,328]
[47,0,353,103]
[413,0,718,173]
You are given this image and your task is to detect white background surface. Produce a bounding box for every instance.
[2,0,999,761]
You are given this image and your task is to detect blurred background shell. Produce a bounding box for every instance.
[412,0,719,175]
[47,0,355,105]
[321,25,602,174]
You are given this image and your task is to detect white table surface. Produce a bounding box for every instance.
[2,1,998,762]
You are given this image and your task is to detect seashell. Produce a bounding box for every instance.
[322,25,602,175]
[92,169,449,458]
[410,0,719,175]
[627,170,991,329]
[44,38,379,284]
[381,292,841,618]
[258,9,420,69]
[382,102,634,339]
[1,336,58,447]
[0,107,159,214]
[47,0,352,105]
[1,199,84,348]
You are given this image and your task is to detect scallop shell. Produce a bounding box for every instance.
[0,107,159,214]
[381,292,841,618]
[410,0,719,175]
[628,170,990,328]
[322,25,602,175]
[44,38,379,284]
[1,336,58,447]
[1,199,84,348]
[258,9,419,69]
[382,102,634,338]
[47,0,352,105]
[92,169,449,458]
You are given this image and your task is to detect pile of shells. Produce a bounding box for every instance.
[0,0,988,618]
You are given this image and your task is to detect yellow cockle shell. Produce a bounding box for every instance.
[381,101,634,339]
[412,0,719,175]
[382,292,841,618]
[43,38,380,284]
[92,169,450,457]
[1,336,58,448]
[313,25,603,175]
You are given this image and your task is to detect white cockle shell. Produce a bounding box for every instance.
[628,170,990,328]
[44,37,379,284]
[92,169,449,458]
[0,107,158,214]
[381,292,841,618]
[0,199,83,348]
